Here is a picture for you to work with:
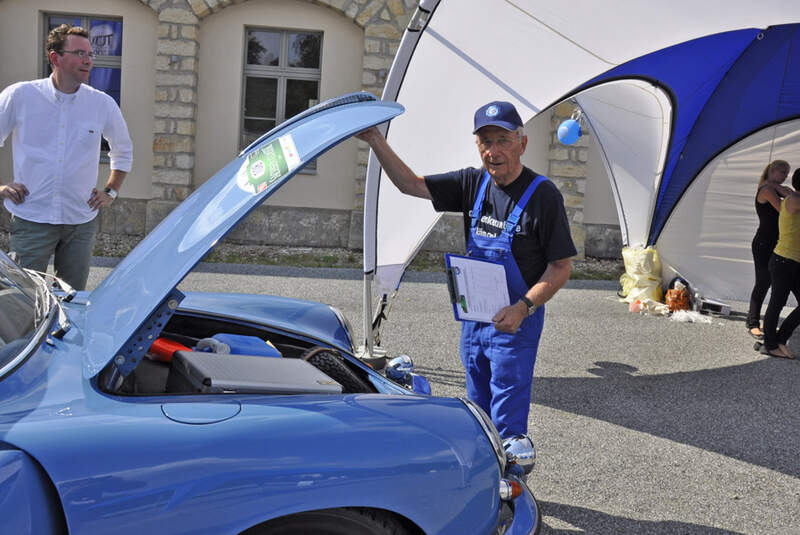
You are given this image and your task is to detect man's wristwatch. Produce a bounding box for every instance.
[103,187,118,200]
[520,296,537,316]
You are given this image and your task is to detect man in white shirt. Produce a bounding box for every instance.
[0,24,132,290]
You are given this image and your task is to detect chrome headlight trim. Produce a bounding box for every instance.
[503,435,536,474]
[460,397,506,472]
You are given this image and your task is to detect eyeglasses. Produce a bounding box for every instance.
[477,136,518,151]
[61,50,95,59]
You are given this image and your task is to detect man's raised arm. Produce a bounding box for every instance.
[356,127,432,200]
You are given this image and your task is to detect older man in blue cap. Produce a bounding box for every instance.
[358,100,576,463]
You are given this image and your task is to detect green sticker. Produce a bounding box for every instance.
[237,134,301,194]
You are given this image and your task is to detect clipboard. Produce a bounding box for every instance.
[445,253,510,323]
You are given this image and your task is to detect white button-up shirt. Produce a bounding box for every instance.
[0,76,133,224]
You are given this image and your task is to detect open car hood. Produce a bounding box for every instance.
[82,93,403,379]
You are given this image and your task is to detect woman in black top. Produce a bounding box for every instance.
[747,160,791,338]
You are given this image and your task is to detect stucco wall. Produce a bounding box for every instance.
[195,0,363,210]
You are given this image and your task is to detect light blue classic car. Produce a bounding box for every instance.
[0,93,539,534]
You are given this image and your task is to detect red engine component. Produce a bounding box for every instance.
[148,338,190,363]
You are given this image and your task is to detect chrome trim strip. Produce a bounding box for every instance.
[0,305,57,379]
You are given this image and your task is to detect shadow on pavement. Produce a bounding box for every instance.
[534,358,800,477]
[538,501,745,534]
[414,365,464,388]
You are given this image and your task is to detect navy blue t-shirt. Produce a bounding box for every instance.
[425,166,577,288]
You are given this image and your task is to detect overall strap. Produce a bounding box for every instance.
[503,174,548,236]
[469,169,493,229]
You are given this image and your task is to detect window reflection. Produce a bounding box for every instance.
[90,19,123,57]
[286,79,319,118]
[288,33,321,68]
[247,30,280,66]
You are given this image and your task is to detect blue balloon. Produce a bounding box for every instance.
[557,119,582,145]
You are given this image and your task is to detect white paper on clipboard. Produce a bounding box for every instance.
[445,254,510,323]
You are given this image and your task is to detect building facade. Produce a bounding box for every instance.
[0,0,620,259]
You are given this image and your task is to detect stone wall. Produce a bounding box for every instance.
[549,101,588,259]
[584,222,623,259]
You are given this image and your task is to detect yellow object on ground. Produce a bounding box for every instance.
[619,246,663,304]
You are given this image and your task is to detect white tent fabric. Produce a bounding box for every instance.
[574,81,672,248]
[365,0,800,301]
[658,119,800,302]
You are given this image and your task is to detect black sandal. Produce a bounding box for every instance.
[748,328,764,340]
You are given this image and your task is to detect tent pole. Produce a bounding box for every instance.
[362,272,374,359]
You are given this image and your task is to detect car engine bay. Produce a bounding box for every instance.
[100,312,378,397]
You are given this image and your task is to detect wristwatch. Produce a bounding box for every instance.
[103,186,118,200]
[520,295,537,316]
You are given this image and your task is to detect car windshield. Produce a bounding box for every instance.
[0,250,41,373]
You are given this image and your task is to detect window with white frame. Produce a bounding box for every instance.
[242,27,322,157]
[43,13,123,154]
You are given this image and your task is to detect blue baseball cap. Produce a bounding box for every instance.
[473,101,523,134]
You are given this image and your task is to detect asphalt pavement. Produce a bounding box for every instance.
[87,260,800,535]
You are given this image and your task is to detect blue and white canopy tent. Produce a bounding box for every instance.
[360,0,800,355]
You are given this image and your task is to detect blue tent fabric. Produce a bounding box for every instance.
[579,24,800,244]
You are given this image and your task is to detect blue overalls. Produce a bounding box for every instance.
[460,170,547,438]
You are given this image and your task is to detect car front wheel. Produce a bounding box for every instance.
[243,507,415,535]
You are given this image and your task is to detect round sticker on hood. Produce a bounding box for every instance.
[237,134,301,194]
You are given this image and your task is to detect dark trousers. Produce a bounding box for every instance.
[763,253,800,350]
[747,237,776,329]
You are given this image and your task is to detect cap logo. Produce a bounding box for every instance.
[486,105,499,117]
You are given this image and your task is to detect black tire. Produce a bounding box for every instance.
[243,507,411,535]
[302,347,373,393]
